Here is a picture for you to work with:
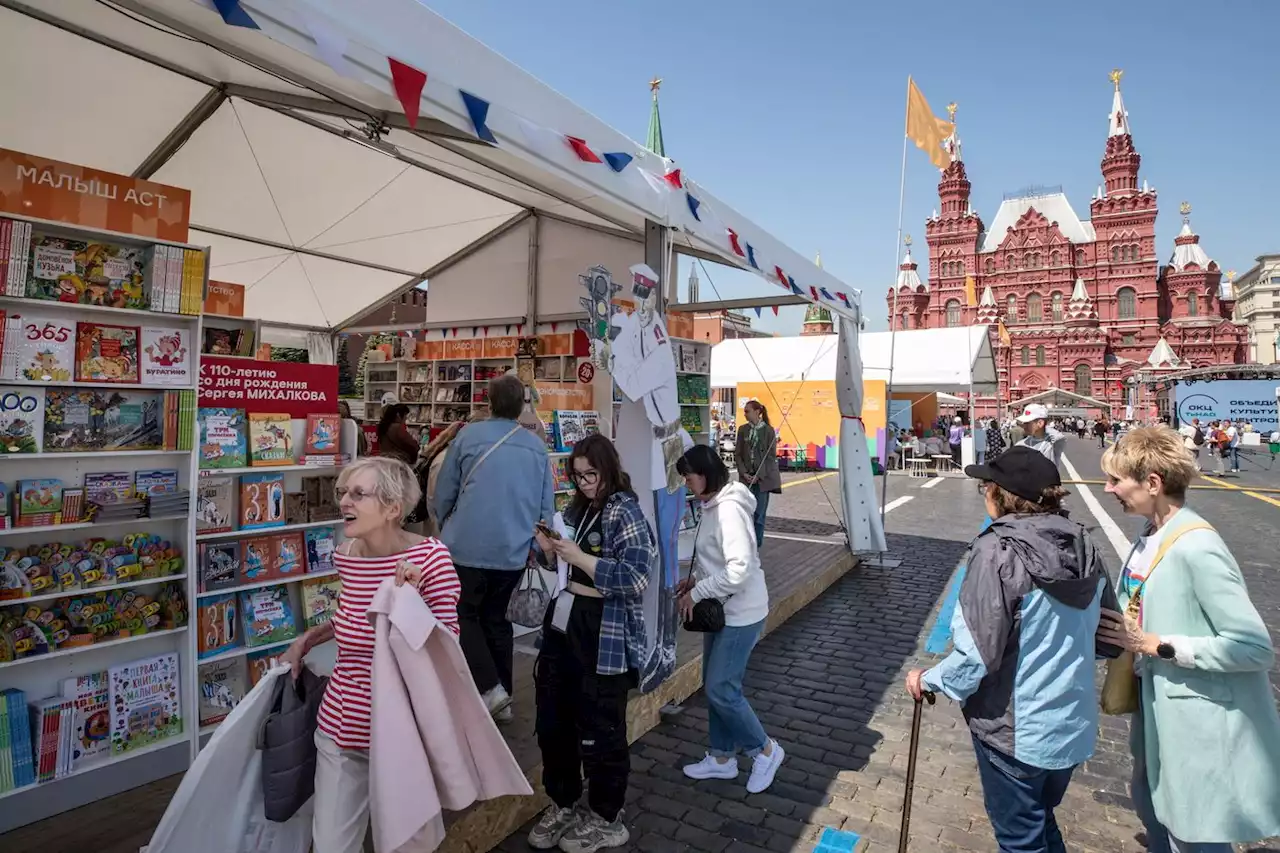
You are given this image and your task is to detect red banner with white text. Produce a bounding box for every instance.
[198,356,338,418]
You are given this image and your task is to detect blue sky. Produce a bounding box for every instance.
[425,1,1280,334]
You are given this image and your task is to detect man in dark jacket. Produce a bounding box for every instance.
[906,448,1120,852]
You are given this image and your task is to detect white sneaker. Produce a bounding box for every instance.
[482,685,512,717]
[746,741,785,794]
[682,753,739,780]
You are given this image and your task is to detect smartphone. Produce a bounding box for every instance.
[535,521,561,540]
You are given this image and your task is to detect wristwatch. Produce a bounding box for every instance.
[1155,641,1176,660]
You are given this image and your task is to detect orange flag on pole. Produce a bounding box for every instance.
[964,275,977,308]
[906,77,954,170]
[997,320,1012,347]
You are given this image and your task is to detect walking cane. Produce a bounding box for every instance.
[898,690,936,853]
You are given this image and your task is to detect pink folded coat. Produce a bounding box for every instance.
[365,579,532,853]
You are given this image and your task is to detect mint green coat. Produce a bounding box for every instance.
[1118,507,1280,843]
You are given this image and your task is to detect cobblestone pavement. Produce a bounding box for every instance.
[499,444,1280,852]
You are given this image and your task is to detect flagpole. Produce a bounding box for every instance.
[879,77,911,543]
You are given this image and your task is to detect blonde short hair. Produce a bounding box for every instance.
[1101,426,1198,499]
[336,456,421,516]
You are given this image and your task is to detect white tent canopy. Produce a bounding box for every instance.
[712,326,998,393]
[0,0,861,331]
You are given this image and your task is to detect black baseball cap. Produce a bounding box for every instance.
[964,446,1060,504]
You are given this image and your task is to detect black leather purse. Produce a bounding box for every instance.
[682,524,725,633]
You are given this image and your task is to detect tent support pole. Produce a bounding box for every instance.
[192,225,420,277]
[526,214,540,328]
[133,88,227,179]
[880,84,911,546]
[647,219,668,309]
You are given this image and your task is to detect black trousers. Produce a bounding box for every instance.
[535,598,633,822]
[456,565,522,695]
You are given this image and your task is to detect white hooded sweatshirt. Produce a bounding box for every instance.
[691,481,770,627]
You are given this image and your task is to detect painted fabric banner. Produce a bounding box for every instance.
[1174,379,1279,433]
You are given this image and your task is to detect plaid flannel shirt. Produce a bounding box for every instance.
[588,492,655,676]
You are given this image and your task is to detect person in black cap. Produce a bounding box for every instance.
[905,446,1120,852]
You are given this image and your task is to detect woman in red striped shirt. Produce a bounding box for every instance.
[281,456,461,853]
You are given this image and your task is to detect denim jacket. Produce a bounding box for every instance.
[435,419,554,570]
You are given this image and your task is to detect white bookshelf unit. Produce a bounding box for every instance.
[0,212,204,831]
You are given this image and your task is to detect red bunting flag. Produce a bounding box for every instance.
[771,305,780,316]
[551,322,559,332]
[727,228,745,257]
[663,168,683,189]
[516,324,524,335]
[566,136,603,163]
[388,58,427,129]
[810,286,821,301]
[836,292,851,307]
[483,326,490,336]
[773,265,787,286]
[451,327,458,337]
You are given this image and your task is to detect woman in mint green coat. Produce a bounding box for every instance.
[1097,427,1280,852]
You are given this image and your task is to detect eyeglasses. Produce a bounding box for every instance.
[335,486,378,502]
[569,470,600,485]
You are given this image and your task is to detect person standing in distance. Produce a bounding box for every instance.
[1014,403,1066,466]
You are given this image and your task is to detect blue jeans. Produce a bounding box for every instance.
[1229,446,1240,470]
[748,484,770,547]
[972,735,1074,853]
[703,620,769,758]
[1130,710,1233,853]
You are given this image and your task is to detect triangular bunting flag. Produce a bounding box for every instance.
[771,305,780,316]
[298,11,349,76]
[517,324,524,335]
[213,0,259,28]
[727,228,745,257]
[753,307,762,318]
[686,193,702,222]
[483,326,490,336]
[602,152,633,173]
[820,287,834,301]
[460,91,497,144]
[451,327,458,337]
[663,168,683,189]
[746,244,759,269]
[789,278,804,296]
[836,292,851,307]
[505,324,512,335]
[551,322,559,332]
[441,328,448,338]
[773,265,787,285]
[471,327,478,336]
[810,286,821,301]
[566,136,603,163]
[388,58,427,129]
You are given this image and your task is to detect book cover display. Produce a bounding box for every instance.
[12,314,74,382]
[61,671,110,764]
[272,532,304,578]
[304,414,339,455]
[75,323,140,384]
[240,536,274,582]
[198,408,246,469]
[43,389,163,452]
[195,475,234,534]
[0,385,44,454]
[134,469,178,496]
[197,593,238,658]
[239,585,297,648]
[304,527,336,574]
[26,235,149,309]
[239,472,284,531]
[107,652,182,754]
[198,658,247,727]
[300,576,341,628]
[199,541,239,593]
[139,327,191,386]
[248,413,292,466]
[83,471,132,505]
[553,410,600,452]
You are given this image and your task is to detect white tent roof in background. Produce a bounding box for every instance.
[712,326,997,393]
[0,0,858,330]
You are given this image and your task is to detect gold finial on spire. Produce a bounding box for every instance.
[1227,269,1236,282]
[903,234,913,247]
[1179,201,1192,217]
[946,102,957,122]
[814,251,823,269]
[649,77,662,97]
[1109,68,1123,90]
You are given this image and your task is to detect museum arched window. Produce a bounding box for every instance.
[1050,251,1060,267]
[1074,363,1092,394]
[1075,248,1085,266]
[986,257,995,274]
[1117,287,1137,319]
[1020,346,1029,365]
[1007,294,1017,321]
[1051,292,1063,322]
[1035,345,1045,366]
[1187,291,1199,316]
[1026,293,1043,322]
[945,299,961,327]
[1113,245,1122,263]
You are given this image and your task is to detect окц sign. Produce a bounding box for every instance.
[1173,379,1280,432]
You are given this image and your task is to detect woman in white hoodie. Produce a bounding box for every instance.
[674,445,784,794]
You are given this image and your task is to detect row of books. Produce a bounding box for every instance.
[538,410,601,453]
[1,219,201,315]
[198,525,335,593]
[0,312,192,386]
[674,341,711,374]
[0,385,194,456]
[195,472,341,535]
[676,374,710,404]
[199,409,340,470]
[199,577,339,659]
[202,324,256,358]
[0,653,184,793]
[198,647,286,728]
[0,580,188,659]
[0,469,187,531]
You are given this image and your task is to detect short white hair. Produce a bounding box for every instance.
[337,456,420,515]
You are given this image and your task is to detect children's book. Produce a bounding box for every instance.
[301,576,342,629]
[304,414,339,455]
[108,653,182,755]
[84,471,133,505]
[197,593,240,658]
[246,649,284,688]
[239,472,285,531]
[195,475,235,534]
[43,389,163,452]
[0,385,44,454]
[60,671,110,765]
[304,526,336,574]
[75,323,140,384]
[27,234,149,309]
[553,457,572,492]
[139,327,191,387]
[239,585,298,648]
[248,413,292,466]
[199,541,240,593]
[134,469,179,496]
[553,410,599,452]
[198,658,247,727]
[12,313,75,382]
[240,536,275,582]
[16,478,62,516]
[198,407,246,469]
[272,532,305,578]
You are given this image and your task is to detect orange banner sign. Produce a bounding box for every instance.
[204,280,245,317]
[0,148,191,242]
[443,337,483,360]
[482,336,518,358]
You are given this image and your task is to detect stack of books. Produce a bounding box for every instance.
[163,390,196,451]
[0,219,34,297]
[146,489,190,519]
[0,688,36,793]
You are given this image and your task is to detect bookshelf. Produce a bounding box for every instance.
[0,211,205,831]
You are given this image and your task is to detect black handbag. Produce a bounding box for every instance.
[682,523,725,633]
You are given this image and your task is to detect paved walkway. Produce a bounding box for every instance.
[499,444,1280,852]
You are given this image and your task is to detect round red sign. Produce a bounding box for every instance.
[577,361,595,384]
